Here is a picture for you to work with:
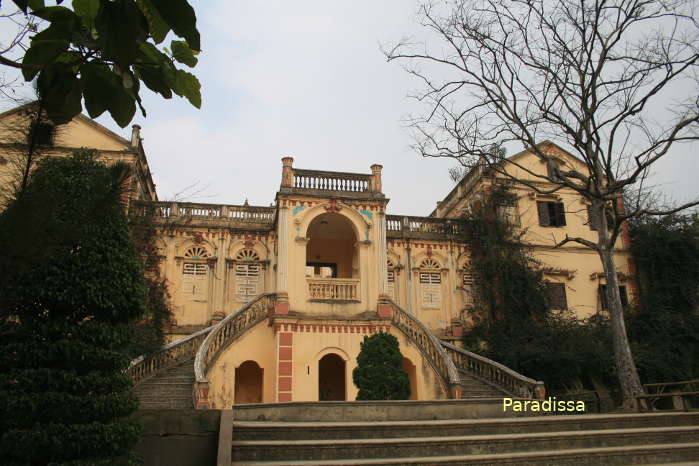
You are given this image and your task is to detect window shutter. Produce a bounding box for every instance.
[537,201,550,226]
[619,286,628,308]
[545,282,567,310]
[555,202,566,226]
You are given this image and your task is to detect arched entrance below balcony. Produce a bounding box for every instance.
[318,353,346,401]
[403,357,418,400]
[306,213,360,301]
[234,360,263,404]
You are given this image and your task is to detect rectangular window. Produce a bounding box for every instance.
[235,264,260,302]
[537,201,566,227]
[419,272,441,309]
[599,285,629,311]
[387,270,395,300]
[183,262,208,301]
[306,262,337,278]
[497,199,519,227]
[545,282,567,310]
[463,273,475,304]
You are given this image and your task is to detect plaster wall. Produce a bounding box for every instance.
[207,319,277,409]
[286,323,442,402]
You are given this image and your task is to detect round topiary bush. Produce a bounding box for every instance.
[353,331,410,400]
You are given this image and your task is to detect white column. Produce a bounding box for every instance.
[276,206,289,291]
[378,212,388,295]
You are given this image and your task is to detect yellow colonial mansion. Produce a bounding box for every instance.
[0,106,636,409]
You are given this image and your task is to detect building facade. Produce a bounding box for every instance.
[0,108,634,407]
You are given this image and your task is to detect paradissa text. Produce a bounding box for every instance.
[503,397,585,412]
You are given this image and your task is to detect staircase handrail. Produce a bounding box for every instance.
[127,325,214,384]
[441,340,545,398]
[385,298,462,398]
[194,293,276,383]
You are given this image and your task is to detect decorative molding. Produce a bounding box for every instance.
[542,266,577,280]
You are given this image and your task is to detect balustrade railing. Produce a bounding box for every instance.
[193,294,276,407]
[385,298,461,398]
[441,340,545,399]
[127,326,214,385]
[386,215,465,236]
[129,200,275,224]
[292,169,371,192]
[307,278,360,301]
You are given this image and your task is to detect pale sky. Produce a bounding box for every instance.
[0,1,696,215]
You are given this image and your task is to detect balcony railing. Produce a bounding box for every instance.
[292,169,371,193]
[129,200,275,228]
[386,215,465,238]
[307,278,361,301]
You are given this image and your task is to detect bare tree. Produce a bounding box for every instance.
[386,0,699,409]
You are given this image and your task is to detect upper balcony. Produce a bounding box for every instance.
[386,215,466,241]
[277,157,386,201]
[129,200,276,231]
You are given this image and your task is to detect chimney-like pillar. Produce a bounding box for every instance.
[130,124,141,148]
[281,156,294,188]
[370,164,383,193]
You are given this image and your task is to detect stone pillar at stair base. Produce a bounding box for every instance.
[194,381,210,409]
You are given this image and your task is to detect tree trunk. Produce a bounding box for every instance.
[599,245,644,410]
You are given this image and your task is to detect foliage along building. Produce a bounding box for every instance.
[0,106,635,408]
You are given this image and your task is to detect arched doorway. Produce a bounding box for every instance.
[318,353,346,401]
[306,213,357,279]
[234,360,263,404]
[403,357,417,400]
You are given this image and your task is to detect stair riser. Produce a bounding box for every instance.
[232,415,699,441]
[231,430,699,461]
[238,445,699,465]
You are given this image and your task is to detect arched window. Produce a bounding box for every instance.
[419,258,441,309]
[234,249,262,302]
[184,245,211,259]
[182,244,211,301]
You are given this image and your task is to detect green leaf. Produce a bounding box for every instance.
[107,81,137,128]
[22,40,69,81]
[173,69,201,108]
[81,63,113,118]
[150,0,200,51]
[12,1,30,13]
[30,5,77,22]
[28,0,45,10]
[170,40,198,67]
[73,0,100,29]
[37,67,83,124]
[135,0,170,44]
[95,0,148,66]
[133,65,172,99]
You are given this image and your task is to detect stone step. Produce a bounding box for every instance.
[233,442,699,465]
[231,426,699,462]
[133,358,195,409]
[231,412,699,441]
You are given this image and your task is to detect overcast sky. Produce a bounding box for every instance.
[0,1,696,215]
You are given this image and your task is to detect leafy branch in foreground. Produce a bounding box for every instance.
[3,0,202,127]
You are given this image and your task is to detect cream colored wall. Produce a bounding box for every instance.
[290,327,442,401]
[158,230,276,329]
[207,320,276,408]
[55,117,129,151]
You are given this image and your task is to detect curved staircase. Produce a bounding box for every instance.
[133,358,195,409]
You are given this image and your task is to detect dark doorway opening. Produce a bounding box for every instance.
[318,353,346,401]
